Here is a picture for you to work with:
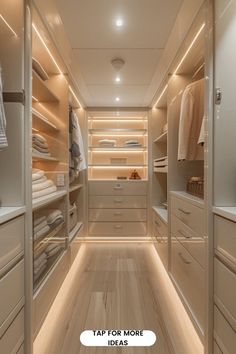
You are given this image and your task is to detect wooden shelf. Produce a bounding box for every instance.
[89,164,148,167]
[32,108,59,133]
[154,132,167,143]
[89,129,147,135]
[89,146,147,151]
[153,206,168,224]
[0,206,26,225]
[33,190,67,211]
[32,153,59,162]
[154,166,168,173]
[32,70,59,103]
[69,184,83,193]
[69,222,83,243]
[34,222,65,254]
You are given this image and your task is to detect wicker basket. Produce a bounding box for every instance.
[187,177,204,199]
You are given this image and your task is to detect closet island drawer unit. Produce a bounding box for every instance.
[214,305,236,354]
[153,211,168,268]
[0,259,24,334]
[0,216,24,273]
[214,215,236,260]
[0,307,24,354]
[171,192,204,236]
[171,238,205,330]
[88,181,148,237]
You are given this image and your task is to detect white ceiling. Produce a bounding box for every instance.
[54,0,184,107]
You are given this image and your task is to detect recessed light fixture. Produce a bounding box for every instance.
[116,18,123,28]
[115,76,121,83]
[115,97,120,102]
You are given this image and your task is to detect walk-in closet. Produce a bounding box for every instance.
[1,0,236,353]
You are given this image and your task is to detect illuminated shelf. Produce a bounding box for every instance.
[32,153,59,162]
[32,70,59,103]
[89,164,148,167]
[154,132,167,143]
[89,129,147,135]
[33,190,67,210]
[32,108,59,132]
[69,184,83,193]
[89,146,147,151]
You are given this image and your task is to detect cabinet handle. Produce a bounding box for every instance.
[178,208,191,215]
[178,252,191,265]
[155,220,161,227]
[114,199,123,203]
[178,229,192,239]
[114,212,122,216]
[114,225,123,229]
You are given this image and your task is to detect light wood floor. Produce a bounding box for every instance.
[34,243,174,354]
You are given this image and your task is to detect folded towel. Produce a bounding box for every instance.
[46,245,61,258]
[49,218,63,230]
[34,264,47,281]
[34,215,47,227]
[32,179,54,192]
[34,252,47,268]
[32,176,47,185]
[47,209,63,225]
[34,219,48,234]
[32,169,45,181]
[32,138,48,149]
[34,258,47,274]
[33,185,57,199]
[46,243,59,253]
[32,145,50,154]
[32,134,47,143]
[34,224,50,241]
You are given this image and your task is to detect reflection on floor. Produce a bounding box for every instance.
[34,243,203,354]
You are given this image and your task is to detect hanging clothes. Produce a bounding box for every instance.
[0,69,8,150]
[69,109,86,181]
[178,78,205,161]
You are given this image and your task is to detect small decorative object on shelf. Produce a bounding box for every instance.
[117,176,127,180]
[129,169,141,180]
[187,176,204,199]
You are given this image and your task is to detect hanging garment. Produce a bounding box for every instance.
[178,79,205,160]
[0,70,8,150]
[69,109,86,181]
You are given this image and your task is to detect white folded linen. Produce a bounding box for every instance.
[32,185,57,199]
[32,148,51,156]
[47,209,63,225]
[32,176,47,185]
[32,179,54,192]
[34,219,48,234]
[34,252,46,268]
[32,169,45,181]
[32,133,47,143]
[34,224,50,241]
[46,245,61,258]
[34,264,47,281]
[34,215,47,227]
[34,259,47,274]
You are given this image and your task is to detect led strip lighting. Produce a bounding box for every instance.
[153,84,168,108]
[32,23,63,74]
[0,14,18,37]
[69,86,82,109]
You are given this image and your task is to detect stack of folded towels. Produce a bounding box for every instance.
[123,140,142,147]
[45,243,61,258]
[32,133,51,156]
[98,139,117,147]
[32,169,57,199]
[34,252,47,281]
[33,209,64,241]
[47,209,64,229]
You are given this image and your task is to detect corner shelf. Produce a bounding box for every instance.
[154,132,167,143]
[69,184,83,193]
[33,190,67,211]
[32,70,60,103]
[32,108,59,133]
[69,222,83,243]
[32,153,59,162]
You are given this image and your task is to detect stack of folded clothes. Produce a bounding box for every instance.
[33,209,64,242]
[45,243,61,259]
[34,252,47,281]
[47,209,64,229]
[98,139,117,147]
[33,216,50,241]
[32,133,51,156]
[123,140,142,147]
[32,169,57,199]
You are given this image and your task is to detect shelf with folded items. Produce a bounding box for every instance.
[33,190,67,211]
[154,132,167,143]
[32,108,59,133]
[89,146,147,151]
[68,222,83,244]
[34,222,65,255]
[32,70,60,103]
[69,184,83,193]
[89,129,147,135]
[32,153,59,162]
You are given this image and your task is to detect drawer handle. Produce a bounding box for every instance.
[114,225,123,229]
[113,186,124,190]
[178,229,192,239]
[155,220,161,227]
[114,199,123,203]
[114,212,122,216]
[178,208,191,215]
[178,252,191,265]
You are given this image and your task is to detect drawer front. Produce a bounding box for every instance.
[0,216,24,272]
[89,181,147,196]
[171,237,205,330]
[214,258,236,328]
[89,209,147,222]
[153,223,168,269]
[0,260,24,329]
[153,212,168,239]
[89,222,147,236]
[214,306,236,354]
[89,196,147,209]
[171,196,204,235]
[214,341,222,354]
[214,215,236,262]
[172,214,205,268]
[0,308,24,354]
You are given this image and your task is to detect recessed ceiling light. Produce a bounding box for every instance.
[116,18,123,28]
[115,97,120,102]
[115,76,121,83]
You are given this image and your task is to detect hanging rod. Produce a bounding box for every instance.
[3,91,25,105]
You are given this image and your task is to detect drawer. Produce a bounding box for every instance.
[172,214,205,268]
[0,308,24,354]
[171,237,205,330]
[153,212,168,239]
[89,222,147,236]
[0,260,24,333]
[153,221,168,269]
[214,341,222,354]
[214,258,236,330]
[89,196,147,209]
[89,209,147,222]
[214,215,236,262]
[0,216,24,273]
[214,305,236,354]
[89,181,147,196]
[171,196,204,235]
[17,343,24,354]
